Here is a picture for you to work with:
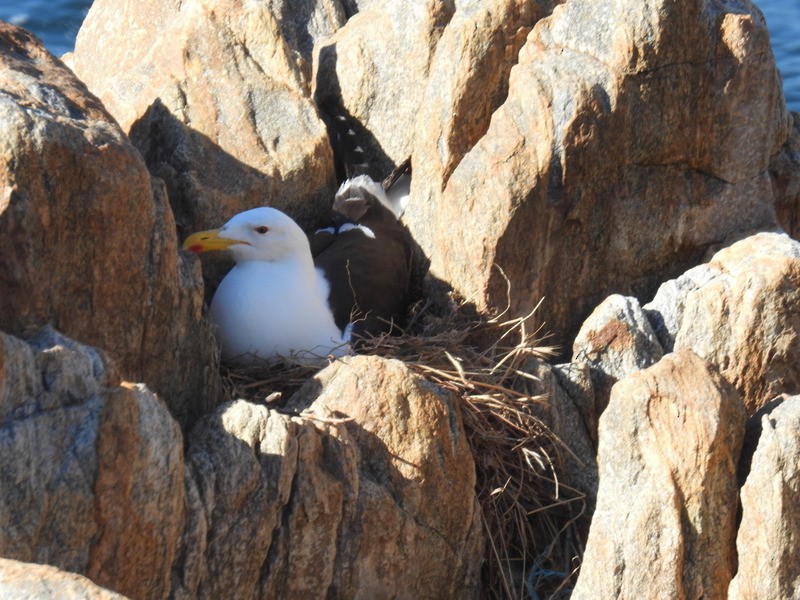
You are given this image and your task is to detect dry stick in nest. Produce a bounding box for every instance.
[366,302,583,599]
[218,298,583,599]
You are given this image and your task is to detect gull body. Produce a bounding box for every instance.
[311,174,413,340]
[184,207,349,364]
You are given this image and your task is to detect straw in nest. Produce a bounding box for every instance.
[220,297,586,599]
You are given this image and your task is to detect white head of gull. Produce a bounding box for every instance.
[183,207,351,365]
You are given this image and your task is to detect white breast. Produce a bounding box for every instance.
[209,259,349,364]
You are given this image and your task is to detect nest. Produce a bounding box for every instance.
[220,297,586,599]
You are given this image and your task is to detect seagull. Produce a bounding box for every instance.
[183,161,413,363]
[183,207,351,365]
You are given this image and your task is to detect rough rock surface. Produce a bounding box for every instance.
[518,359,598,512]
[339,0,377,16]
[571,350,745,600]
[0,328,184,600]
[552,361,596,446]
[572,294,664,415]
[646,232,800,414]
[1,329,481,599]
[772,111,800,238]
[314,0,456,178]
[408,0,547,239]
[176,400,301,600]
[290,357,482,599]
[0,558,128,600]
[268,0,346,65]
[729,396,800,600]
[643,263,718,350]
[0,24,218,427]
[72,0,336,240]
[406,0,789,351]
[177,356,482,599]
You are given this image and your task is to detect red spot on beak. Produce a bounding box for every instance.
[188,245,204,254]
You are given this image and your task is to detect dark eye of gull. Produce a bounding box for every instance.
[254,226,269,234]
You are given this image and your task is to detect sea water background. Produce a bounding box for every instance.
[0,0,91,56]
[0,0,797,109]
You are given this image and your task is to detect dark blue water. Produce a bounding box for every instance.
[758,0,800,111]
[0,0,92,57]
[0,0,797,109]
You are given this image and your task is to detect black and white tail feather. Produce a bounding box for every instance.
[321,97,412,216]
[334,171,408,222]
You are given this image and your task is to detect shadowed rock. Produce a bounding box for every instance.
[406,0,789,351]
[572,294,664,416]
[0,23,218,428]
[729,396,800,600]
[646,231,800,414]
[269,0,347,66]
[178,356,483,599]
[517,359,598,513]
[0,329,184,600]
[71,0,336,237]
[572,350,745,600]
[771,111,800,238]
[315,0,457,178]
[408,0,552,256]
[1,330,482,599]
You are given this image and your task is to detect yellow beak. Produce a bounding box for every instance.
[182,229,244,254]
